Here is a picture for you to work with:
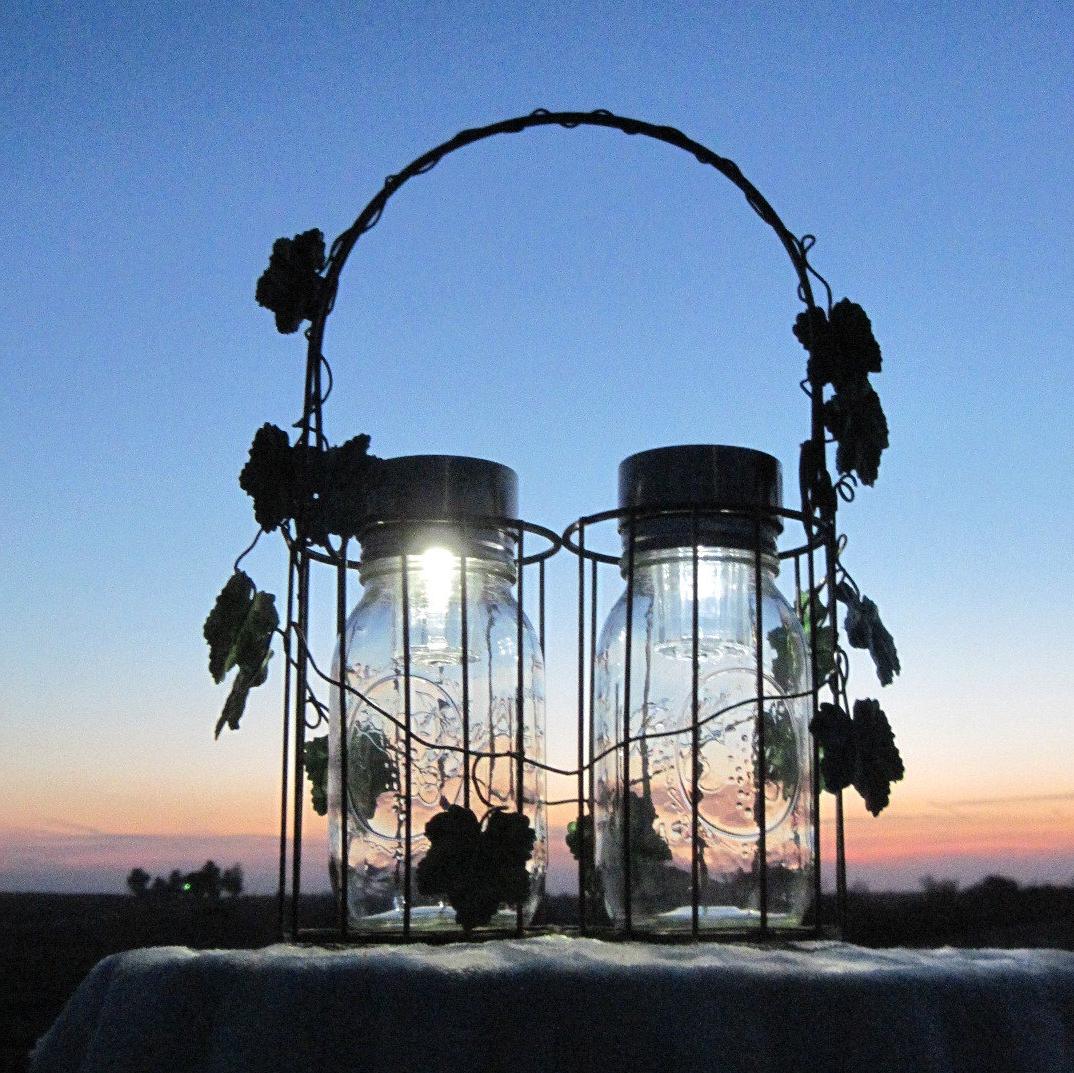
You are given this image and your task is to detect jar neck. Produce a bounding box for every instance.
[359,549,517,588]
[358,522,517,578]
[623,545,780,579]
[624,547,779,662]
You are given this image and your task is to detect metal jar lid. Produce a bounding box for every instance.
[618,445,783,555]
[360,454,518,562]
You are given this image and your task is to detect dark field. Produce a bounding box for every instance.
[6,881,1074,1071]
[1,892,332,1073]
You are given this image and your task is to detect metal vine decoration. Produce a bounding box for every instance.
[204,109,903,931]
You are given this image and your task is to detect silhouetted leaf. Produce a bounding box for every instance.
[794,299,882,390]
[810,702,855,793]
[795,298,889,487]
[204,571,255,683]
[824,381,889,487]
[348,727,398,820]
[215,654,271,738]
[303,735,329,816]
[255,229,326,334]
[312,433,377,543]
[565,814,593,862]
[209,586,277,738]
[416,804,535,931]
[828,299,882,386]
[238,424,380,545]
[239,424,296,533]
[851,699,904,815]
[837,582,900,686]
[798,588,835,686]
[231,591,278,674]
[793,305,835,384]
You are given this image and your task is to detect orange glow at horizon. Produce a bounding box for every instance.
[8,770,1074,893]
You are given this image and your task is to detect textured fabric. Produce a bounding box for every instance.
[30,938,1074,1073]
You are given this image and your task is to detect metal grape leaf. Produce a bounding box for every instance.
[793,299,882,390]
[565,814,593,863]
[208,585,278,737]
[238,424,379,545]
[797,588,835,686]
[764,706,799,802]
[809,702,855,793]
[828,299,882,386]
[254,228,326,334]
[239,424,296,533]
[851,699,904,815]
[793,298,889,487]
[416,804,535,931]
[204,571,255,683]
[347,727,398,820]
[768,624,801,693]
[824,382,889,487]
[620,790,673,864]
[303,735,329,816]
[311,434,378,544]
[837,582,901,686]
[231,592,279,674]
[215,652,272,738]
[302,729,399,821]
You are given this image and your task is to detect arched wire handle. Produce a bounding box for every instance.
[298,108,829,454]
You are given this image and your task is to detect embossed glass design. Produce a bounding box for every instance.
[328,540,546,929]
[594,545,813,931]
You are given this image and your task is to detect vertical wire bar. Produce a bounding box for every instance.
[539,560,546,653]
[460,542,470,812]
[753,515,768,936]
[836,656,852,935]
[400,553,413,940]
[621,516,636,935]
[577,525,588,932]
[336,541,349,938]
[588,558,598,838]
[277,544,296,938]
[515,526,526,936]
[836,787,847,934]
[806,534,822,933]
[290,550,310,937]
[820,526,846,932]
[690,512,701,938]
[807,530,820,932]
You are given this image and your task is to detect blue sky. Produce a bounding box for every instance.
[2,1,1073,892]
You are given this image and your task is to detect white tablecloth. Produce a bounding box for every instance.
[31,938,1074,1072]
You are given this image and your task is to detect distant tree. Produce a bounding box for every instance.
[971,874,1020,897]
[126,867,151,897]
[221,863,244,898]
[920,875,959,897]
[183,860,223,898]
[168,869,185,895]
[150,875,168,896]
[201,859,222,898]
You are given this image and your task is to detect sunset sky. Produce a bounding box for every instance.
[3,2,1073,894]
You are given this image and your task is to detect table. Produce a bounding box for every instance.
[30,938,1074,1072]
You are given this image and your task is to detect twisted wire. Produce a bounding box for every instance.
[280,621,811,779]
[300,109,835,457]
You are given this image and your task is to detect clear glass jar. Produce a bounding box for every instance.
[327,457,545,931]
[593,446,814,931]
